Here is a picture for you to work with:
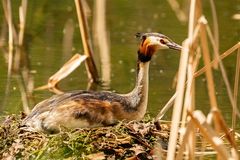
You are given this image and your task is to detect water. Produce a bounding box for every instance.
[0,1,239,130]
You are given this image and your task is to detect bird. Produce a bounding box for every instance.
[23,32,182,133]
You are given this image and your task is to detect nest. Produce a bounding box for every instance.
[0,114,171,160]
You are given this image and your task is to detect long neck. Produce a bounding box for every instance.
[125,60,150,119]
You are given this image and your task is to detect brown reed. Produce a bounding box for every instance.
[93,0,111,88]
[35,54,87,94]
[74,0,99,83]
[163,0,240,159]
[1,0,32,114]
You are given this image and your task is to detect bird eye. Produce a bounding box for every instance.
[142,35,147,40]
[160,39,166,44]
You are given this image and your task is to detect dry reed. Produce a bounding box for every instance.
[93,0,111,88]
[167,0,187,23]
[166,39,189,160]
[62,19,74,61]
[74,0,99,83]
[232,49,240,135]
[163,0,240,159]
[35,0,102,93]
[2,0,14,102]
[35,54,87,94]
[1,0,32,114]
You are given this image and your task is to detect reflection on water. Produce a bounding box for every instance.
[0,1,239,130]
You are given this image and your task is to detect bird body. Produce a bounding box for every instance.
[23,33,181,133]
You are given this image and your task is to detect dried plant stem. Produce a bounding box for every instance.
[167,0,187,22]
[194,43,240,78]
[167,40,189,160]
[176,120,195,160]
[75,0,99,83]
[14,0,28,72]
[189,111,231,159]
[18,0,27,46]
[199,16,220,131]
[157,43,240,121]
[35,54,87,94]
[62,19,74,60]
[2,0,13,79]
[178,1,201,158]
[206,24,240,123]
[2,0,14,109]
[156,92,177,120]
[213,110,237,149]
[16,75,30,114]
[93,0,111,87]
[209,0,219,69]
[179,26,201,129]
[232,48,240,136]
[188,0,196,38]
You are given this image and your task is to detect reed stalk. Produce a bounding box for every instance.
[213,110,237,149]
[16,75,30,114]
[206,25,239,128]
[18,0,27,46]
[93,0,111,88]
[167,0,187,23]
[74,0,99,83]
[176,120,195,160]
[158,43,240,120]
[157,25,201,121]
[2,0,14,110]
[2,0,14,81]
[188,111,231,159]
[232,48,240,135]
[1,0,33,114]
[35,54,87,94]
[178,1,201,158]
[156,92,177,120]
[194,43,240,78]
[166,39,189,160]
[62,19,74,61]
[180,0,197,126]
[209,0,219,69]
[14,0,27,72]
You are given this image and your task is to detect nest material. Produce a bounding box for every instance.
[0,114,170,159]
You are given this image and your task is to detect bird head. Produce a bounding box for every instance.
[136,32,182,62]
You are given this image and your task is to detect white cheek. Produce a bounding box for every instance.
[159,44,169,49]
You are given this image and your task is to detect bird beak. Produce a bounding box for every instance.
[166,42,182,51]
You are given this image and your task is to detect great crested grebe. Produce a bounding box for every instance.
[23,33,182,133]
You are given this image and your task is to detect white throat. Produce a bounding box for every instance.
[125,61,150,119]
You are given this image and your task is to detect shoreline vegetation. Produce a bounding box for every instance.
[0,0,240,159]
